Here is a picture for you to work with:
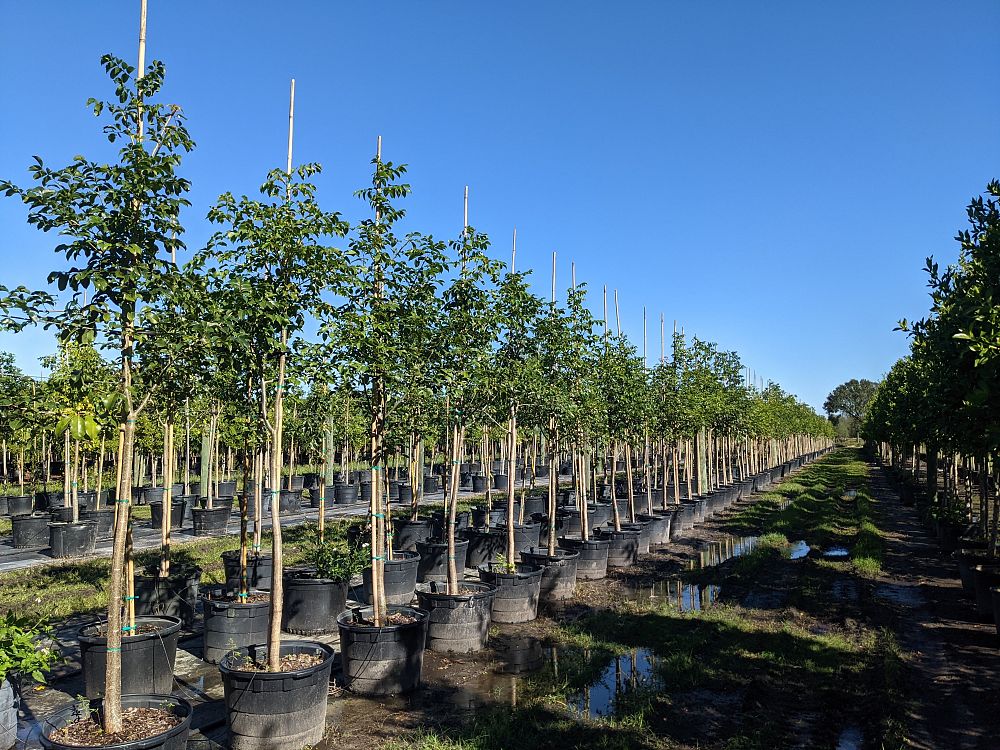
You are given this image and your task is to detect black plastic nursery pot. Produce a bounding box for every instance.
[471,475,489,493]
[496,522,541,553]
[222,550,273,591]
[39,694,192,750]
[220,641,334,750]
[619,520,651,554]
[49,506,73,523]
[277,489,300,513]
[282,573,347,635]
[431,510,470,538]
[521,495,546,517]
[79,615,182,699]
[79,508,114,536]
[144,487,165,504]
[337,606,428,696]
[637,512,671,547]
[558,536,610,580]
[191,506,229,537]
[971,564,1000,620]
[415,581,496,653]
[362,550,420,606]
[423,475,439,494]
[492,473,509,491]
[218,480,238,496]
[133,567,202,627]
[397,485,414,505]
[360,482,373,505]
[6,495,32,516]
[477,563,543,624]
[11,513,50,548]
[954,548,990,596]
[991,586,1000,639]
[415,538,470,582]
[335,483,360,504]
[520,547,579,600]
[48,521,98,558]
[201,587,270,665]
[391,517,435,551]
[464,527,505,569]
[149,499,186,530]
[598,527,640,568]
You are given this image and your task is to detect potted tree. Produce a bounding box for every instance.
[202,79,347,749]
[1,32,197,746]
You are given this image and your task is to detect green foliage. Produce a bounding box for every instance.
[0,612,60,684]
[824,379,879,436]
[301,527,367,581]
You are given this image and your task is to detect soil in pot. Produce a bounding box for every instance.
[337,605,428,696]
[222,550,273,591]
[520,546,579,600]
[558,535,611,580]
[40,695,192,750]
[48,521,98,558]
[415,538,469,582]
[11,513,50,548]
[282,573,347,635]
[133,567,202,628]
[477,563,543,623]
[220,641,334,750]
[202,587,270,665]
[362,550,420,606]
[79,615,182,699]
[415,581,496,653]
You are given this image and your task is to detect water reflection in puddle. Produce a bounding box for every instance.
[566,648,660,719]
[627,579,722,611]
[687,536,761,570]
[823,546,850,558]
[789,540,810,559]
[836,725,863,749]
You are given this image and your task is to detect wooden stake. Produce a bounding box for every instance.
[551,251,557,304]
[571,262,576,291]
[642,306,647,366]
[286,79,296,176]
[614,289,621,337]
[511,227,516,273]
[603,286,609,341]
[660,313,665,363]
[464,185,469,230]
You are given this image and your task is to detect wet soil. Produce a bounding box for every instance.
[49,707,180,747]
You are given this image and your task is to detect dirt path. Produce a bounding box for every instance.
[868,462,1000,749]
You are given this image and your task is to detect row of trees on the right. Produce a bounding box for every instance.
[864,179,1000,546]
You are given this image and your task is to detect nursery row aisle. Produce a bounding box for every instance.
[869,463,1000,749]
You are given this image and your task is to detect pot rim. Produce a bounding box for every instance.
[218,640,334,678]
[79,615,182,645]
[40,694,192,750]
[336,605,429,632]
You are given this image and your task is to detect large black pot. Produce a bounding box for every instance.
[416,538,469,582]
[335,483,360,505]
[362,550,420,606]
[520,547,579,600]
[423,475,439,494]
[6,495,32,516]
[220,641,334,750]
[79,508,114,536]
[398,485,414,505]
[133,568,202,628]
[48,521,97,558]
[149,499,186,530]
[49,506,73,523]
[222,551,273,591]
[79,615,181,698]
[637,513,671,547]
[201,587,270,665]
[39,694,192,750]
[971,564,1000,620]
[464,527,505,569]
[218,480,238,497]
[558,536,610,580]
[278,489,301,513]
[496,522,541,553]
[191,506,229,536]
[391,518,435,551]
[11,513,50,548]
[477,563,543,623]
[471,475,489,493]
[337,606,428,696]
[598,528,640,567]
[282,573,347,635]
[415,581,495,653]
[955,548,991,597]
[144,487,165,504]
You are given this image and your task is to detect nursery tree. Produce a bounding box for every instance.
[0,52,194,731]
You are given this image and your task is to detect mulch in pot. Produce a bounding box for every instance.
[49,707,180,747]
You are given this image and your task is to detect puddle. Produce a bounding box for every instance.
[789,540,810,559]
[831,578,860,602]
[625,579,721,611]
[874,583,923,607]
[565,648,661,718]
[687,536,761,570]
[836,725,864,749]
[823,546,850,558]
[843,489,858,500]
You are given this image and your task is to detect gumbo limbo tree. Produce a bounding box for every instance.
[0,55,195,731]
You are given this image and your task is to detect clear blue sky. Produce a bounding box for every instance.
[2,1,998,410]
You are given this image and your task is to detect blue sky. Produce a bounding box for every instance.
[2,1,998,410]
